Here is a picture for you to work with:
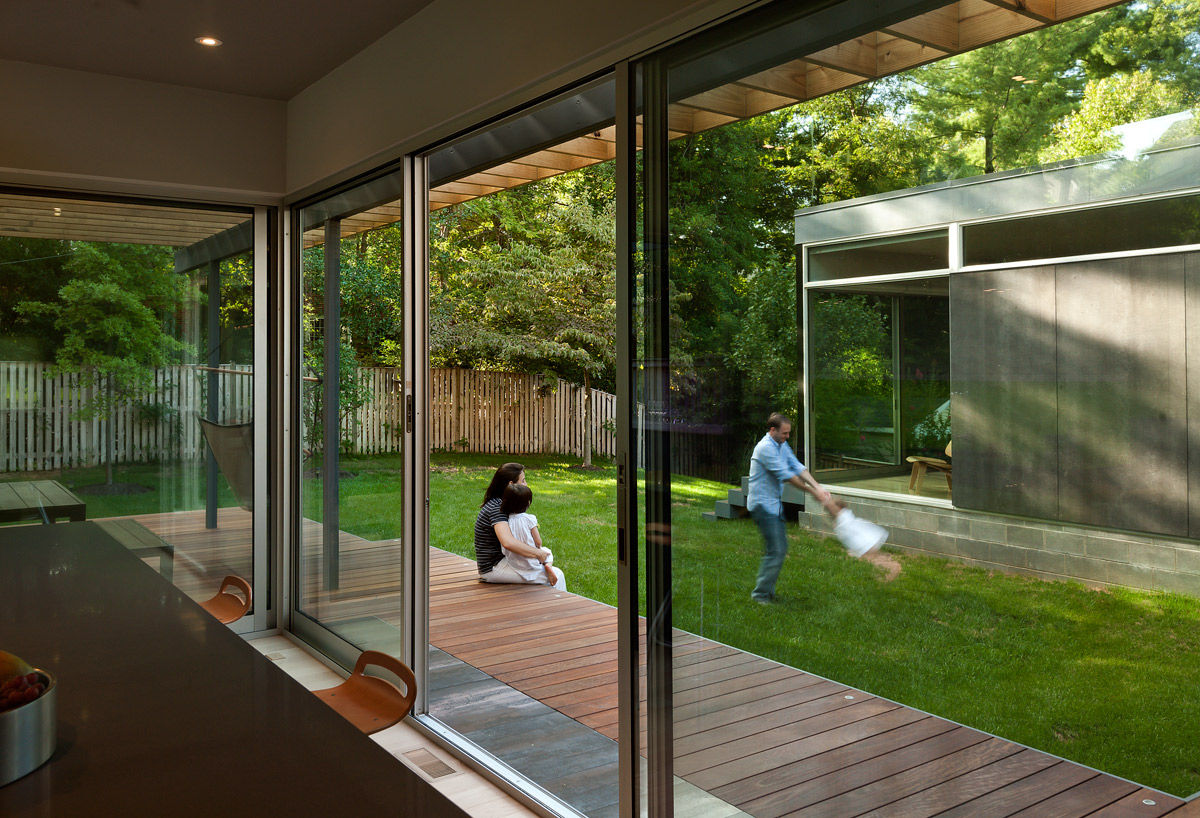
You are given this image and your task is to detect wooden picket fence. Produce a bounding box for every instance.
[430,368,616,458]
[0,362,252,473]
[0,363,616,472]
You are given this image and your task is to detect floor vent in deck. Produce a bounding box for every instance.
[401,748,458,780]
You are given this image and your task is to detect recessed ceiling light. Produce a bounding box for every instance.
[195,36,222,47]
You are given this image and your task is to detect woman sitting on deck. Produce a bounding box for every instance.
[474,462,564,589]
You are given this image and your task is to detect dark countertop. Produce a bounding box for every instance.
[0,522,466,817]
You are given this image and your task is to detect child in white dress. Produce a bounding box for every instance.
[500,483,567,591]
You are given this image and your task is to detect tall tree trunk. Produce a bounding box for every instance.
[583,372,593,468]
[984,127,995,174]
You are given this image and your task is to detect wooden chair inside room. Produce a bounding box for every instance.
[314,650,417,734]
[906,440,952,496]
[199,575,253,624]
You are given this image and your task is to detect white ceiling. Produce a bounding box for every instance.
[0,0,436,100]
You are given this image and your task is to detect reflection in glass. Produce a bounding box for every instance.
[810,292,896,468]
[0,193,255,610]
[963,193,1200,265]
[808,231,948,282]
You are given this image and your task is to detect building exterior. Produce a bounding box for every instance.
[793,134,1200,596]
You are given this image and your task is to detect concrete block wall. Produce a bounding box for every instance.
[793,494,1200,598]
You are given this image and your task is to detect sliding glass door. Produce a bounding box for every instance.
[294,172,413,660]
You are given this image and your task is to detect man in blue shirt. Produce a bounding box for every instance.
[747,412,836,604]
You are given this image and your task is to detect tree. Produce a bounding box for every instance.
[17,242,192,486]
[903,16,1107,176]
[0,237,72,360]
[430,168,617,465]
[1039,71,1189,162]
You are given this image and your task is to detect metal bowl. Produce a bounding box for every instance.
[0,670,56,787]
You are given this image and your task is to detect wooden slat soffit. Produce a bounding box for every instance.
[316,0,1122,247]
[0,192,249,249]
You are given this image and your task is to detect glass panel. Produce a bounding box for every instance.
[296,200,405,651]
[638,0,1200,810]
[0,192,256,612]
[423,78,622,816]
[963,193,1200,265]
[898,288,951,461]
[808,230,947,282]
[809,292,896,469]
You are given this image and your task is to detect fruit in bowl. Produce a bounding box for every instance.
[0,650,46,713]
[0,649,32,680]
[0,672,48,713]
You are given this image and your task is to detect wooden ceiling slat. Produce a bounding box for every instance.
[680,83,800,119]
[475,162,554,182]
[806,34,880,78]
[736,61,809,99]
[509,150,597,172]
[0,193,247,247]
[804,64,869,98]
[428,191,475,205]
[0,225,202,246]
[460,171,539,189]
[0,206,243,234]
[875,35,951,75]
[958,0,1042,48]
[1056,0,1123,20]
[1,198,243,226]
[0,222,228,244]
[982,0,1056,23]
[436,181,506,197]
[543,135,616,162]
[883,4,962,50]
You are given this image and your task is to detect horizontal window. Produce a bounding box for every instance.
[963,194,1200,265]
[807,231,948,282]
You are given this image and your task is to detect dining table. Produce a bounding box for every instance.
[0,521,467,816]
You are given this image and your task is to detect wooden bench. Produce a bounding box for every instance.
[94,517,175,582]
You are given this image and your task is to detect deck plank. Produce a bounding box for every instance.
[126,510,1189,818]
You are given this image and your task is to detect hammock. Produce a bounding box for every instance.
[198,419,254,511]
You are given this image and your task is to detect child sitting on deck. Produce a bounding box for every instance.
[499,483,567,591]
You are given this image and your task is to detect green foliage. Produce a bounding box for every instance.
[0,237,72,360]
[301,335,374,455]
[810,294,893,459]
[786,85,933,203]
[429,165,616,389]
[1040,71,1189,162]
[727,259,800,421]
[211,253,255,363]
[16,243,193,419]
[903,16,1108,175]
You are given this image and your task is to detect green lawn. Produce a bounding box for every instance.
[15,452,1200,796]
[419,452,1200,798]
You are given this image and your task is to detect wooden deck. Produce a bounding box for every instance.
[120,509,1192,817]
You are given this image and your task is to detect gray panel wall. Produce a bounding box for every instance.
[1055,255,1188,536]
[1189,254,1200,540]
[951,267,1059,519]
[952,253,1194,538]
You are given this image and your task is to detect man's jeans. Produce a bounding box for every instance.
[750,505,788,601]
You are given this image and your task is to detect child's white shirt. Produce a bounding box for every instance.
[503,511,551,582]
